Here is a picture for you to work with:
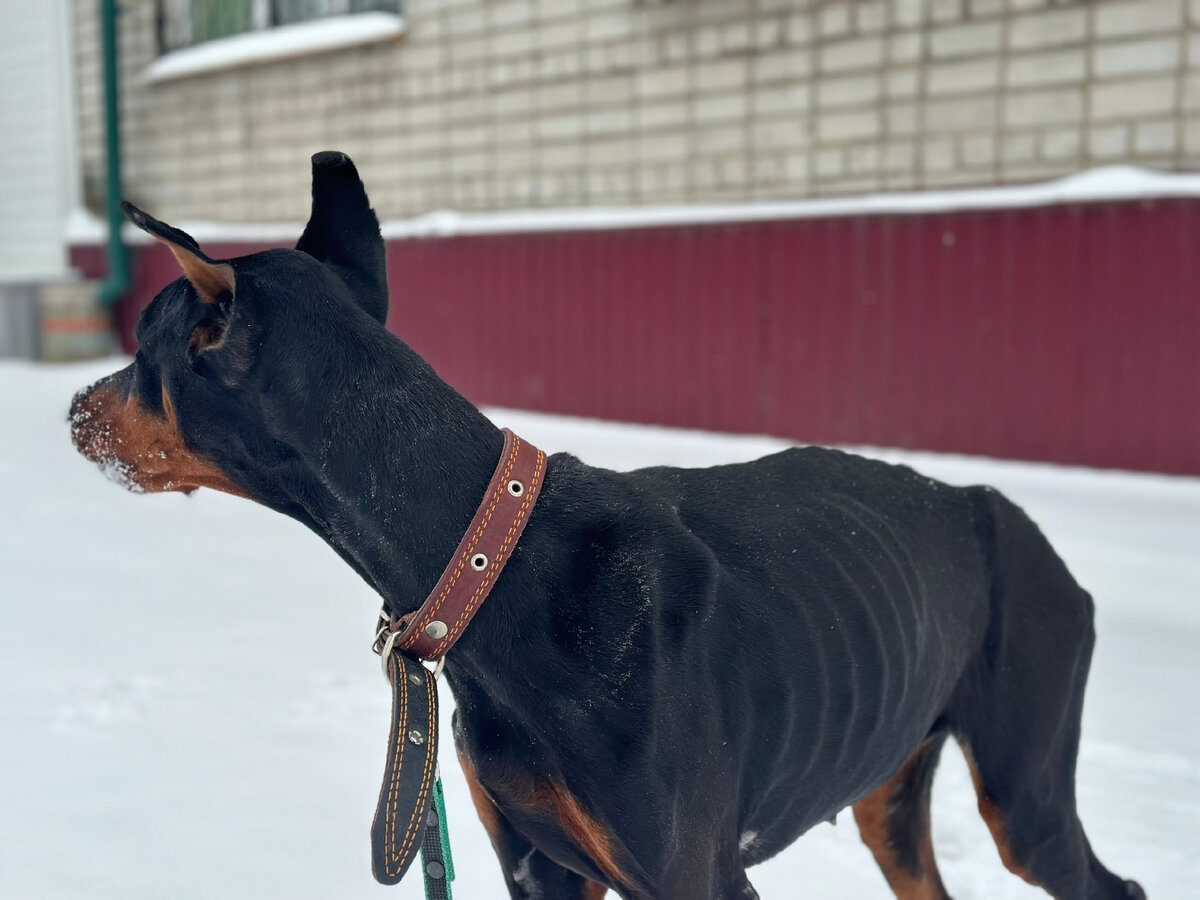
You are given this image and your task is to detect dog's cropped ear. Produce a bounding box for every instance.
[296,151,388,324]
[121,202,236,305]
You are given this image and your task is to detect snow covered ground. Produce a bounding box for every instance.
[2,359,1197,899]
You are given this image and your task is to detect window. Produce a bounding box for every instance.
[159,0,402,52]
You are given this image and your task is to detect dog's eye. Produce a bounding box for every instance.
[189,290,233,365]
[189,319,227,359]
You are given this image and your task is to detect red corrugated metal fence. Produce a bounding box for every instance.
[71,199,1200,474]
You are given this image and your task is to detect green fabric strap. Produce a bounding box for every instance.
[434,778,456,884]
[420,776,455,900]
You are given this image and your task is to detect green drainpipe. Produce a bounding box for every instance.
[97,0,130,308]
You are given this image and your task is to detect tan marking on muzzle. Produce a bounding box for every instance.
[71,378,245,497]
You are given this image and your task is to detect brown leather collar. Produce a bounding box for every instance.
[376,428,546,662]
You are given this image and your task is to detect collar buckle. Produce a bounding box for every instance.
[374,609,445,683]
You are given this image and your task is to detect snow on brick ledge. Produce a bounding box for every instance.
[144,13,405,83]
[65,166,1200,246]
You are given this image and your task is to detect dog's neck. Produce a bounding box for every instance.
[276,335,505,613]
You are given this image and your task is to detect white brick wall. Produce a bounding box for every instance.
[71,0,1200,221]
[1009,8,1088,51]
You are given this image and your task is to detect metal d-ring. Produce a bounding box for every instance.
[428,655,446,680]
[379,627,403,681]
[379,626,447,683]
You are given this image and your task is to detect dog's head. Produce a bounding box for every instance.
[70,151,389,500]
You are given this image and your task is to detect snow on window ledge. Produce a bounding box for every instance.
[144,12,405,83]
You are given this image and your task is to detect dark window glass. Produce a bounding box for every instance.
[159,0,402,52]
[274,0,399,27]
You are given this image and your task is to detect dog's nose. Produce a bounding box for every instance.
[69,364,133,457]
[69,383,93,427]
[69,382,104,457]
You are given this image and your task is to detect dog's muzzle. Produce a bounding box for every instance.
[70,366,149,493]
[70,365,243,497]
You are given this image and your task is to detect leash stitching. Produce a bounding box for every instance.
[383,653,409,872]
[391,667,437,869]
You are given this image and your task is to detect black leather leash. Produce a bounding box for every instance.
[370,650,440,887]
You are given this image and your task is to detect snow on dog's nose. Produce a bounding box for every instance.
[70,367,146,493]
[70,366,242,497]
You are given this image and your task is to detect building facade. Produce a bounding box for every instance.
[65,1,1200,475]
[74,0,1200,224]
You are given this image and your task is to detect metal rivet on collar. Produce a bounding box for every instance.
[407,729,425,745]
[408,671,423,686]
[426,861,445,879]
[470,552,488,571]
[507,479,524,497]
[425,620,448,640]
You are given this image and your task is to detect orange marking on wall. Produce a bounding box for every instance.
[41,316,112,334]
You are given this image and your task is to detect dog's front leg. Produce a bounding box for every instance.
[457,749,609,899]
[503,840,609,900]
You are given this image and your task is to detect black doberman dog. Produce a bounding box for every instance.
[71,153,1143,900]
